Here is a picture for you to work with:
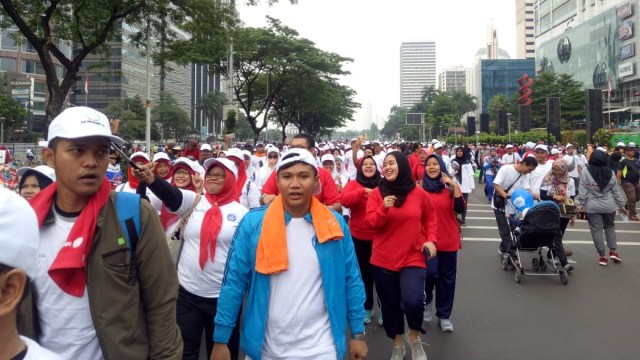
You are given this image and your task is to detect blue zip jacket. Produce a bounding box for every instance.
[213,206,366,360]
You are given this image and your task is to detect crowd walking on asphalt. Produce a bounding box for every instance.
[1,106,640,360]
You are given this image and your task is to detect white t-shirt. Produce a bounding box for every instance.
[529,161,553,197]
[492,165,531,214]
[563,154,582,178]
[20,336,63,360]
[174,191,248,298]
[35,208,103,360]
[262,218,336,360]
[240,179,261,210]
[501,152,522,165]
[344,149,363,180]
[452,163,476,193]
[251,154,267,170]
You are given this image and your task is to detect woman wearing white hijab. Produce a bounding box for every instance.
[255,147,279,191]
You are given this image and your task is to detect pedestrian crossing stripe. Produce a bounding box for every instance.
[462,237,640,246]
[462,226,640,234]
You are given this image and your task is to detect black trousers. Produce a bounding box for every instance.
[494,209,513,253]
[425,251,458,319]
[176,286,240,360]
[353,237,375,310]
[372,265,426,339]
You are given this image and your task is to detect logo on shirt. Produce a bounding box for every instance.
[63,237,84,248]
[227,214,236,222]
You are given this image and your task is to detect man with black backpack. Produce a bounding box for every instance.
[18,107,183,359]
[617,145,640,221]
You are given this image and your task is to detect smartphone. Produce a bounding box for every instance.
[423,247,431,257]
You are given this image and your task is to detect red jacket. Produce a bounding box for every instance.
[365,187,437,271]
[413,162,425,182]
[182,148,201,160]
[424,190,462,251]
[261,167,341,206]
[341,180,377,240]
[408,153,420,172]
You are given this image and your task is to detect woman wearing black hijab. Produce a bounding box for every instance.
[365,152,438,359]
[341,155,381,325]
[577,149,628,266]
[450,146,475,225]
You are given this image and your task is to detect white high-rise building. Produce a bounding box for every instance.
[438,65,467,92]
[516,0,536,59]
[400,42,436,108]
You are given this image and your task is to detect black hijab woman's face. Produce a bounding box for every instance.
[425,157,441,179]
[361,157,377,178]
[456,148,464,157]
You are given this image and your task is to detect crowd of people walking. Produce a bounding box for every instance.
[1,106,639,360]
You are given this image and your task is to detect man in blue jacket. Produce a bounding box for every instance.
[211,148,367,360]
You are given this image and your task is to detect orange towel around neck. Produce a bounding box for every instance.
[255,195,344,275]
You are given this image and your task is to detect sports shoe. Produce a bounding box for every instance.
[630,215,639,221]
[405,335,428,360]
[389,343,406,360]
[364,310,372,324]
[378,310,383,326]
[439,318,454,332]
[610,251,622,263]
[423,303,433,322]
[564,249,573,257]
[563,263,574,273]
[598,256,608,266]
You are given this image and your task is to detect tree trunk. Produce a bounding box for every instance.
[281,126,286,143]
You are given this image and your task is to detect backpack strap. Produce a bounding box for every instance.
[115,192,142,285]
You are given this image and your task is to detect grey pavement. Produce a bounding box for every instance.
[204,187,640,360]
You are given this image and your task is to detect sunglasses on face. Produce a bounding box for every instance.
[268,155,278,159]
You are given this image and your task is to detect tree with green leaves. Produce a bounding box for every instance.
[197,91,228,136]
[450,90,477,119]
[224,110,237,136]
[102,95,149,141]
[530,72,585,128]
[152,92,190,141]
[487,94,510,121]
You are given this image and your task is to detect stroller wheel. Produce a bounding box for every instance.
[514,269,522,283]
[559,270,569,285]
[532,258,540,272]
[539,259,548,272]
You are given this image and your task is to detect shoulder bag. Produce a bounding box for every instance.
[493,173,522,210]
[167,193,202,265]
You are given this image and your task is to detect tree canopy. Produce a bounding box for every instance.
[530,72,585,128]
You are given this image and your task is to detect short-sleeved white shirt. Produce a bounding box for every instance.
[529,161,553,197]
[262,218,336,359]
[492,164,531,214]
[501,152,522,165]
[563,154,582,178]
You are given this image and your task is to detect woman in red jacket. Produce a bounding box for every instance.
[341,155,381,325]
[366,152,437,360]
[421,154,465,333]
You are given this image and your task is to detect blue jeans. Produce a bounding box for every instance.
[425,251,458,319]
[485,174,496,202]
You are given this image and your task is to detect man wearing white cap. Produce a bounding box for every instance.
[501,144,522,165]
[563,143,583,189]
[528,144,553,199]
[200,144,214,165]
[211,148,367,360]
[0,188,62,360]
[20,107,182,359]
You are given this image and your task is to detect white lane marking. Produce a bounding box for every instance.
[462,237,640,245]
[462,226,640,234]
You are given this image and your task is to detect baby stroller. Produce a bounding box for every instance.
[500,200,569,285]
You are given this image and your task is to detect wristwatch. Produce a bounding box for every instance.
[351,332,366,341]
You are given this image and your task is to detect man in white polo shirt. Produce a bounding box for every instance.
[528,144,553,199]
[563,143,583,189]
[501,144,522,165]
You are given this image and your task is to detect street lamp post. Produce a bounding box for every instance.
[0,117,4,144]
[506,112,512,143]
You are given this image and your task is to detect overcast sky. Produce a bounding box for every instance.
[237,0,517,131]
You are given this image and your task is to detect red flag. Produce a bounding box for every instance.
[84,71,89,94]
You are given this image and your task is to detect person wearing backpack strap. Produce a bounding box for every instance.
[617,145,640,221]
[19,107,183,360]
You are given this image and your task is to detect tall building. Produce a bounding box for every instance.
[400,42,436,108]
[475,59,536,114]
[73,21,193,138]
[0,24,72,136]
[438,65,467,92]
[487,24,500,59]
[516,0,536,59]
[534,0,639,115]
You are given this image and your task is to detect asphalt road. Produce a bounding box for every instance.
[203,188,640,360]
[357,188,640,360]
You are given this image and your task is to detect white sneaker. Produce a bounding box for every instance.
[423,303,433,322]
[439,318,454,332]
[389,343,406,360]
[405,335,428,360]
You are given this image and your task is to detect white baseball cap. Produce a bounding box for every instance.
[320,154,335,164]
[47,106,123,144]
[277,148,321,194]
[534,144,548,152]
[565,143,574,148]
[629,142,636,148]
[17,165,56,181]
[173,157,197,172]
[152,152,171,163]
[200,144,212,151]
[130,151,150,163]
[617,141,625,147]
[550,148,560,155]
[203,158,238,180]
[433,142,443,150]
[0,188,40,278]
[225,148,244,161]
[505,144,514,149]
